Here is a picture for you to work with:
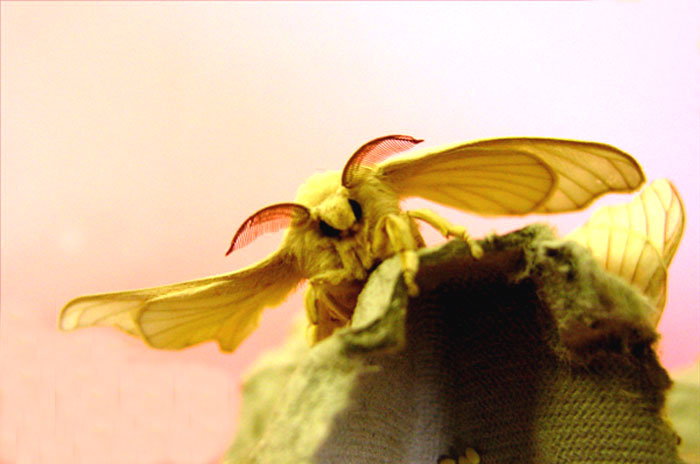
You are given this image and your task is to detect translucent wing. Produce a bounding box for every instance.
[380,137,645,215]
[567,179,685,326]
[570,225,668,324]
[379,141,558,215]
[59,252,302,352]
[467,138,645,212]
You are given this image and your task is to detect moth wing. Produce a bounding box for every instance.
[580,178,684,266]
[466,138,645,213]
[567,179,685,326]
[569,225,667,325]
[379,141,559,215]
[58,252,302,352]
[58,291,143,337]
[645,179,685,268]
[381,138,644,216]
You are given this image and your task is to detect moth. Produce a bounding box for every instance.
[59,135,645,351]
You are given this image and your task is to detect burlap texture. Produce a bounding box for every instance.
[225,225,682,464]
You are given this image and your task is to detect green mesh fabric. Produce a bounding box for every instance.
[225,225,682,464]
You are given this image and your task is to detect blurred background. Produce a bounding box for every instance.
[2,2,698,463]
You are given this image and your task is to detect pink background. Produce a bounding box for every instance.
[2,2,698,463]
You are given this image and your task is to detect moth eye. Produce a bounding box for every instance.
[348,199,363,222]
[319,220,341,238]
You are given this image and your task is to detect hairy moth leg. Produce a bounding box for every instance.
[335,238,371,281]
[398,250,420,296]
[304,282,361,345]
[372,213,421,296]
[304,286,320,345]
[407,209,484,258]
[310,268,355,287]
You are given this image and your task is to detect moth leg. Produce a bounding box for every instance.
[306,307,346,345]
[310,269,355,287]
[335,239,369,281]
[373,213,421,296]
[398,250,420,297]
[304,286,321,345]
[305,324,319,346]
[317,291,352,324]
[304,284,355,345]
[304,286,319,325]
[357,229,376,270]
[407,209,483,258]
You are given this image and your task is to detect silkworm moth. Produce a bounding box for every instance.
[59,134,645,351]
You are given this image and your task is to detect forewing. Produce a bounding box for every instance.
[58,292,143,336]
[467,138,645,212]
[59,252,302,352]
[380,141,558,215]
[567,179,685,326]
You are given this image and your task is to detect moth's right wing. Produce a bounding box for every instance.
[380,137,645,216]
[58,251,302,352]
[567,179,685,326]
[379,141,559,215]
[465,138,645,213]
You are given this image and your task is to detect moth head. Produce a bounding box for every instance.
[225,172,360,256]
[298,134,423,238]
[295,171,362,238]
[225,134,423,255]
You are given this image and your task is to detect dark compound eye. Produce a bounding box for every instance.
[348,199,362,222]
[319,220,341,238]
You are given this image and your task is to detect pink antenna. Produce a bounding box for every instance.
[342,135,423,187]
[226,203,310,255]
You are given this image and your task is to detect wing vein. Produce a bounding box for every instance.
[407,174,551,192]
[533,147,623,189]
[144,305,234,338]
[437,185,516,212]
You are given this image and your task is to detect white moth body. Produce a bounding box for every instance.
[288,169,425,341]
[59,135,646,352]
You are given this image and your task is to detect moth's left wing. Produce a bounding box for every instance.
[380,137,645,216]
[59,251,302,352]
[567,179,685,326]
